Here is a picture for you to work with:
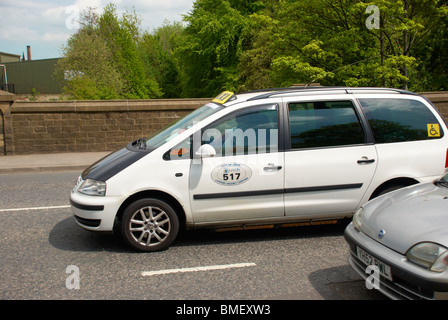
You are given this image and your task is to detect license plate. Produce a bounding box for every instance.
[356,246,393,281]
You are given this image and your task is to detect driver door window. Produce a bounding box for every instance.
[202,104,279,157]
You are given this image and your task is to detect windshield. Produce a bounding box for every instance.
[130,103,224,150]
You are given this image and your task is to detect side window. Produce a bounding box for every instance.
[288,100,365,149]
[202,104,279,157]
[358,98,444,143]
[163,136,192,161]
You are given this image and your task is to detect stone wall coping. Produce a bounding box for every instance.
[420,92,448,102]
[9,92,448,113]
[0,90,15,102]
[10,98,211,113]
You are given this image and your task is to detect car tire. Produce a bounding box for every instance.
[120,198,179,252]
[375,184,407,198]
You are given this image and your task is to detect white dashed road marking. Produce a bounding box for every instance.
[0,205,70,213]
[141,262,257,276]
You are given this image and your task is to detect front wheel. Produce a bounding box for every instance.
[120,198,179,252]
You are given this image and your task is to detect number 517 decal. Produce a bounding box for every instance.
[211,163,252,186]
[223,172,240,181]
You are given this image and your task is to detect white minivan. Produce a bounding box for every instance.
[70,87,448,251]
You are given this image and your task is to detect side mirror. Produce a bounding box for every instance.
[195,144,216,158]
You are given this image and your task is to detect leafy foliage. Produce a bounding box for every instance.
[56,4,160,99]
[57,0,448,99]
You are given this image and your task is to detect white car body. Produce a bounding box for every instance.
[70,87,448,251]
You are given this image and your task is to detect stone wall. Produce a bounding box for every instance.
[2,98,209,155]
[0,91,447,155]
[422,92,448,117]
[0,91,15,156]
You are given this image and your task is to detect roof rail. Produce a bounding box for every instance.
[245,87,416,101]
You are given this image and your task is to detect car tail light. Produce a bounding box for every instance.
[445,148,448,168]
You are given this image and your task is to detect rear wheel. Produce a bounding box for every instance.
[120,198,179,252]
[371,183,408,199]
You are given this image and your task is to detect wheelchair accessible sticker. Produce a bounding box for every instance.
[427,124,441,137]
[211,163,252,186]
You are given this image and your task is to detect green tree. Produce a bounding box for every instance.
[359,0,448,89]
[237,1,278,91]
[265,0,380,87]
[176,0,258,97]
[237,0,447,91]
[55,8,124,99]
[412,0,448,90]
[238,0,370,89]
[98,3,161,98]
[56,4,161,99]
[57,0,448,99]
[139,21,184,98]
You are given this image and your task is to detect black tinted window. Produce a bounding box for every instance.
[358,98,443,143]
[288,101,365,149]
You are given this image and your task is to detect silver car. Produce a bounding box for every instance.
[344,174,448,300]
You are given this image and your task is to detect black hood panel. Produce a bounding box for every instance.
[82,148,148,181]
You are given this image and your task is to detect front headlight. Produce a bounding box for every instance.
[406,242,448,272]
[78,179,106,196]
[353,207,364,231]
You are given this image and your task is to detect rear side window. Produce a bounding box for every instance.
[358,98,444,143]
[288,100,365,149]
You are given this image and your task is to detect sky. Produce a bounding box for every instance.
[0,0,195,60]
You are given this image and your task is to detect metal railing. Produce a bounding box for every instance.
[0,83,15,93]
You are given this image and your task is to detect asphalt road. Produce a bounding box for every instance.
[0,170,386,302]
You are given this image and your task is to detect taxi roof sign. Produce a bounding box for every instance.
[211,91,236,104]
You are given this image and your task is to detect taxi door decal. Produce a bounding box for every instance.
[211,163,252,186]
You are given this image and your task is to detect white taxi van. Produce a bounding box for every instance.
[70,87,448,251]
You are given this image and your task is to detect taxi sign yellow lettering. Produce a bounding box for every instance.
[212,91,235,104]
[427,123,441,137]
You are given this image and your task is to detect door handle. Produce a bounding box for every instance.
[357,157,375,164]
[263,163,283,171]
